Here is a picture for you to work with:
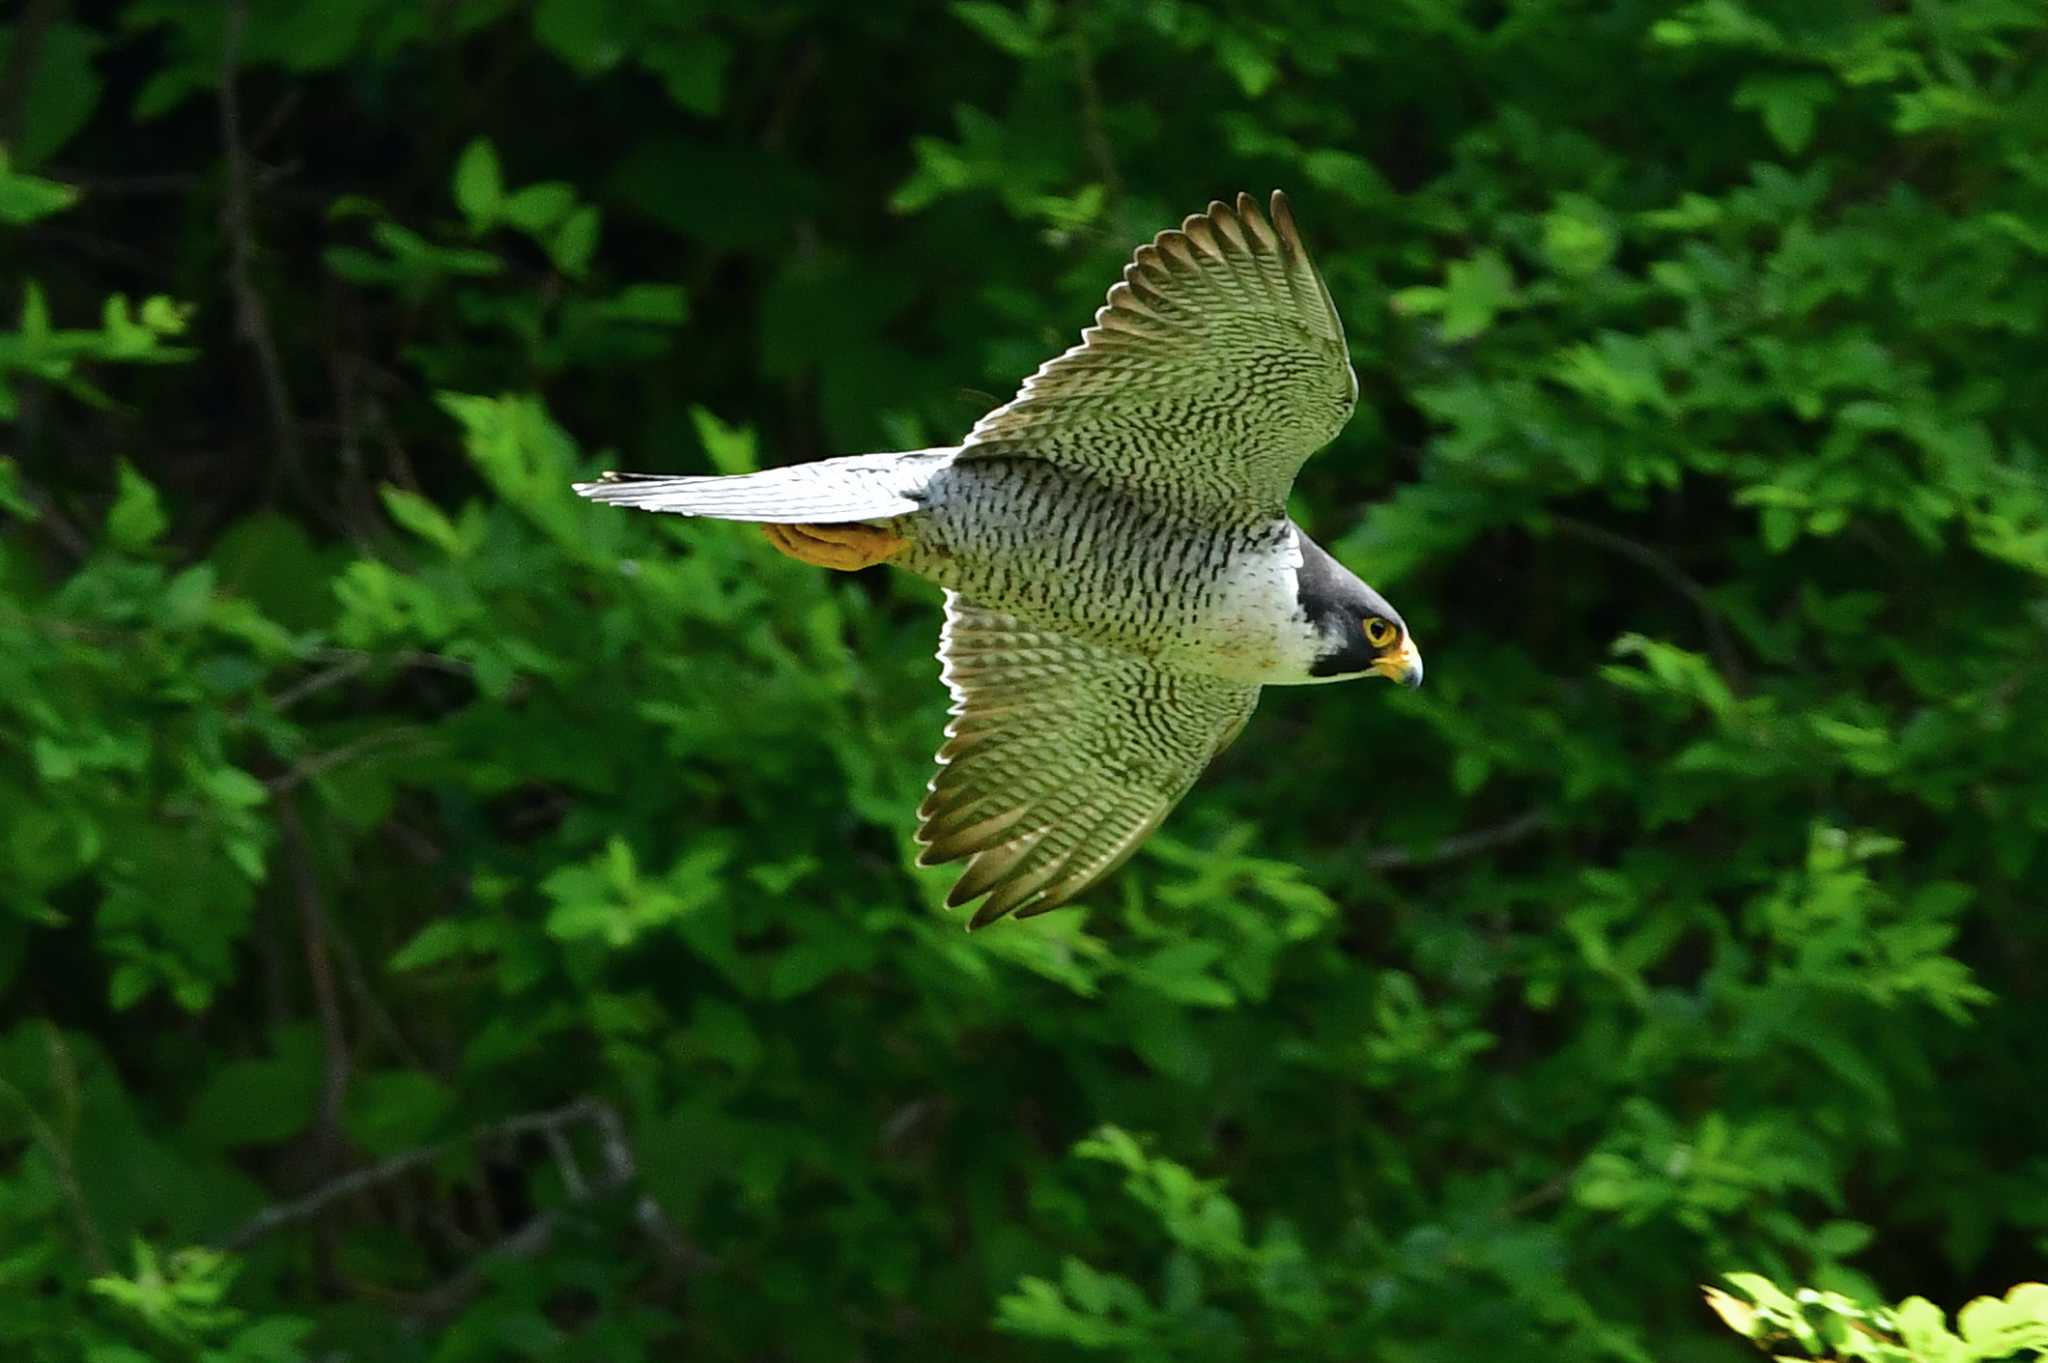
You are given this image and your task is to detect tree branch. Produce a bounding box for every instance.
[1364,808,1554,872]
[217,0,304,495]
[266,654,373,714]
[265,647,472,714]
[221,1142,438,1251]
[8,471,92,561]
[1069,14,1122,200]
[318,894,425,1071]
[275,796,350,1292]
[263,726,429,797]
[1548,513,1749,693]
[408,1206,566,1322]
[0,1025,112,1275]
[222,1096,711,1319]
[220,1098,608,1251]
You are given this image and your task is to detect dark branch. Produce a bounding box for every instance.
[8,473,92,561]
[263,727,428,797]
[267,648,473,715]
[276,796,351,1292]
[1548,513,1749,693]
[221,1096,715,1320]
[1069,16,1122,199]
[1365,808,1553,872]
[220,1098,609,1251]
[217,0,304,495]
[221,1141,439,1251]
[408,1206,566,1322]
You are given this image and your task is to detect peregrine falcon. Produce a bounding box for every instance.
[575,192,1420,928]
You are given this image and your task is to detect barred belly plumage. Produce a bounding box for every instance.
[891,457,1309,684]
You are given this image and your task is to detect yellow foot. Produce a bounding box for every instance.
[761,521,907,571]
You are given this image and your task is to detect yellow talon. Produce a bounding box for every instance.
[761,521,907,571]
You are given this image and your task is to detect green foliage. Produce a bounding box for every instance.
[3,0,2047,1359]
[322,142,686,381]
[1707,1274,2048,1361]
[0,272,192,419]
[89,1240,315,1363]
[0,149,81,225]
[996,1127,1337,1358]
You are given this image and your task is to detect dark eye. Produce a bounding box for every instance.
[1362,617,1397,648]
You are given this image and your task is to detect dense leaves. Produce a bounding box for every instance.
[3,1,2046,1359]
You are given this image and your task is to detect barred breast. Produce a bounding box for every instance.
[891,457,1314,685]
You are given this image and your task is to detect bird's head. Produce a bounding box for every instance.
[1294,533,1423,689]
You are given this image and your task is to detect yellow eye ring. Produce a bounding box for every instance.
[1362,617,1398,649]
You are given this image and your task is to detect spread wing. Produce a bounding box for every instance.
[917,594,1261,928]
[960,190,1356,524]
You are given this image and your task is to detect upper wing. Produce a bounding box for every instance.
[917,594,1260,928]
[960,190,1356,523]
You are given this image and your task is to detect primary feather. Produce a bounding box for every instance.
[960,191,1356,523]
[917,594,1261,927]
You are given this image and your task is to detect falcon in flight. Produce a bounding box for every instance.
[575,192,1420,928]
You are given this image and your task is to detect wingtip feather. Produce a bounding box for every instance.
[1268,189,1304,256]
[571,472,626,497]
[1237,191,1281,251]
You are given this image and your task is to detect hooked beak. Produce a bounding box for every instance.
[1371,635,1424,689]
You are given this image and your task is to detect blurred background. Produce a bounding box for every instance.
[4,1,2047,1359]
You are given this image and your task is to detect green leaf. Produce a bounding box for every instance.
[548,204,600,278]
[389,920,471,972]
[644,33,731,115]
[767,935,872,1000]
[453,137,503,231]
[500,182,576,235]
[1214,30,1276,98]
[380,485,465,555]
[1395,251,1521,342]
[0,456,35,517]
[197,762,268,811]
[223,1316,317,1361]
[370,221,502,277]
[106,461,167,550]
[690,997,763,1072]
[532,0,628,74]
[185,1036,321,1147]
[345,1069,455,1155]
[1437,251,1520,341]
[1127,943,1235,1009]
[211,510,341,629]
[596,282,689,325]
[0,22,104,167]
[950,1,1048,57]
[0,150,81,225]
[1733,74,1836,155]
[690,405,757,474]
[1894,1297,1960,1355]
[1812,1219,1873,1257]
[85,1345,155,1363]
[1541,196,1617,277]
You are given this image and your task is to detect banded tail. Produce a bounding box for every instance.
[572,449,953,524]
